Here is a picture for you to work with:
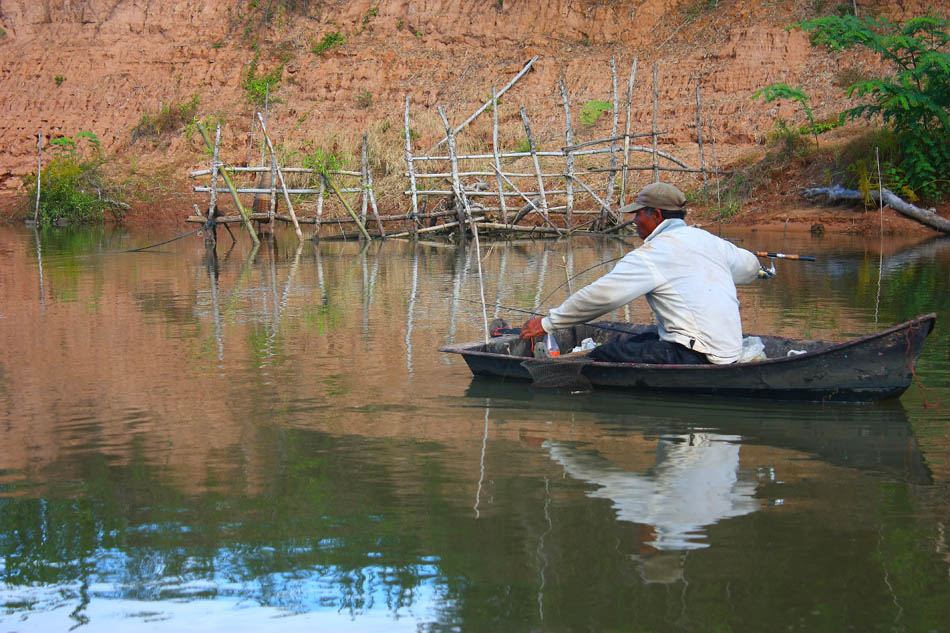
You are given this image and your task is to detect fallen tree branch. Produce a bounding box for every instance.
[802,184,950,234]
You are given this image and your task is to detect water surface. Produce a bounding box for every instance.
[1,226,949,632]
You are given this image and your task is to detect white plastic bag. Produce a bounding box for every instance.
[738,336,766,362]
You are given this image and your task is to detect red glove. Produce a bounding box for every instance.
[520,316,546,340]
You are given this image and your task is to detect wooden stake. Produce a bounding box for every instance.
[707,119,722,217]
[620,58,638,207]
[491,87,509,225]
[360,134,370,226]
[603,57,620,226]
[256,112,304,241]
[268,155,278,223]
[34,134,42,223]
[364,134,386,237]
[558,78,575,228]
[695,79,707,196]
[207,124,222,245]
[404,96,420,239]
[519,106,551,224]
[259,83,270,167]
[652,62,659,183]
[314,175,326,238]
[437,106,471,229]
[195,123,260,246]
[324,174,372,240]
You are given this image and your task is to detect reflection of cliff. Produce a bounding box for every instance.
[548,434,759,551]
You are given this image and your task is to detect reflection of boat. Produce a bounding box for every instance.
[441,313,936,402]
[462,383,933,485]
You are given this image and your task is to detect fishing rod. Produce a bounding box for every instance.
[754,251,816,261]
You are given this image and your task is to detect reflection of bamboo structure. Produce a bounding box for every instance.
[188,59,718,241]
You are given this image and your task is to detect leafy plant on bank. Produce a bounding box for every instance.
[312,31,344,54]
[578,100,613,126]
[22,132,127,225]
[302,147,346,180]
[752,83,839,149]
[243,54,283,105]
[795,13,950,200]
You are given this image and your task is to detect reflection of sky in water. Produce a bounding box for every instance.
[547,433,760,550]
[0,555,448,631]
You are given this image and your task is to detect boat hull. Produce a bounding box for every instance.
[439,314,936,402]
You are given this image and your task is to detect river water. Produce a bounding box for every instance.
[1,225,949,632]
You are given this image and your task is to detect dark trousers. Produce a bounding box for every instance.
[587,331,710,364]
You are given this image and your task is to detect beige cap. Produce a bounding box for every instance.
[620,182,686,213]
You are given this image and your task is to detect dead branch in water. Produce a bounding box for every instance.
[802,185,950,234]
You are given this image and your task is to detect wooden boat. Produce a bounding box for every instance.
[439,313,937,402]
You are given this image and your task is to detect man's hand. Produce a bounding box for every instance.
[520,316,546,340]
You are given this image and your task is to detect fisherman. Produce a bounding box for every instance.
[520,182,764,364]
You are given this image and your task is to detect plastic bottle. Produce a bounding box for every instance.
[544,332,560,357]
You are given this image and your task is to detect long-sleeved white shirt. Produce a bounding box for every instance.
[541,219,760,363]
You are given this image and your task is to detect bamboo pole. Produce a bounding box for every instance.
[324,173,372,240]
[652,61,659,183]
[208,124,221,222]
[695,79,707,196]
[602,57,620,227]
[707,119,722,217]
[620,58,638,206]
[429,55,538,153]
[519,106,551,224]
[313,174,326,239]
[268,155,278,223]
[491,87,509,225]
[33,134,42,223]
[360,134,370,227]
[256,112,304,241]
[404,96,420,239]
[258,83,270,167]
[558,78,575,228]
[437,106,471,228]
[195,123,260,245]
[363,134,386,237]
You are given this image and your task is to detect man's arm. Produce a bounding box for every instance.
[542,253,657,331]
[725,243,762,285]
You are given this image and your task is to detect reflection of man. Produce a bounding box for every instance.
[520,183,763,364]
[547,433,759,552]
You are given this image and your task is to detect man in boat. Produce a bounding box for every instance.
[520,182,763,364]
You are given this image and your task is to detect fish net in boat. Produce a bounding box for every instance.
[521,357,593,393]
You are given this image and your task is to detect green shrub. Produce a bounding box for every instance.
[54,74,65,86]
[23,132,126,225]
[302,147,346,178]
[356,89,373,109]
[132,94,200,142]
[752,83,835,148]
[794,13,950,200]
[312,31,344,55]
[243,55,282,105]
[578,100,612,126]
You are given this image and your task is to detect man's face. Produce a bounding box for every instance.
[634,208,662,239]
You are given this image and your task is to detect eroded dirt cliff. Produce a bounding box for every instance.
[0,0,944,221]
